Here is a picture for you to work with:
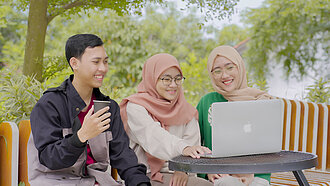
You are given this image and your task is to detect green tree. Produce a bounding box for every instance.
[0,7,147,121]
[38,5,224,102]
[9,0,238,82]
[0,0,240,121]
[0,4,26,69]
[181,53,213,106]
[216,24,248,46]
[140,4,217,61]
[243,0,329,80]
[38,10,148,101]
[20,0,150,82]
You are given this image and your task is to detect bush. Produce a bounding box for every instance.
[304,78,330,104]
[0,69,47,123]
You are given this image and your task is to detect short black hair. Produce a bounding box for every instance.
[65,34,104,69]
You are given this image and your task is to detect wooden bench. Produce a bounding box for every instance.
[271,99,330,185]
[0,121,19,186]
[18,120,31,186]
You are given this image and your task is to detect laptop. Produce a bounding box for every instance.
[202,99,284,158]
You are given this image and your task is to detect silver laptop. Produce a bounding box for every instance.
[203,99,283,158]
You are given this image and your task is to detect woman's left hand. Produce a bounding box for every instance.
[169,171,188,186]
[182,145,211,158]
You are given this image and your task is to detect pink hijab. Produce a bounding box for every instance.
[120,53,198,182]
[207,45,272,101]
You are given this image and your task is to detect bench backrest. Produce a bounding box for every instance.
[0,121,19,186]
[281,99,329,171]
[18,120,31,186]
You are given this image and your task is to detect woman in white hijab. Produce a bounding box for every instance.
[197,45,272,186]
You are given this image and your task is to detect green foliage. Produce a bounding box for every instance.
[304,78,330,104]
[181,53,213,106]
[14,0,238,22]
[141,4,217,61]
[250,79,269,92]
[0,0,263,118]
[13,0,238,81]
[41,6,221,103]
[18,182,25,186]
[15,0,150,19]
[246,72,269,92]
[243,0,329,80]
[43,10,148,102]
[42,56,69,80]
[42,56,71,88]
[182,0,239,21]
[0,4,26,68]
[0,69,47,123]
[216,24,249,46]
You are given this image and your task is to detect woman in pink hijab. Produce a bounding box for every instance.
[197,45,272,186]
[120,53,212,186]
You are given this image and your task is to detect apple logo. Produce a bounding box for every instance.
[243,121,252,133]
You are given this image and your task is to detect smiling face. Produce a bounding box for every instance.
[211,56,239,92]
[156,67,182,101]
[71,46,109,89]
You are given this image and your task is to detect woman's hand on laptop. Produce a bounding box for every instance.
[231,174,254,186]
[182,145,211,158]
[208,174,253,185]
[207,174,229,183]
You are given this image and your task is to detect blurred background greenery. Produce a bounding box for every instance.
[0,0,329,123]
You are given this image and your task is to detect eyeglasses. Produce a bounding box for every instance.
[211,64,237,76]
[159,75,185,86]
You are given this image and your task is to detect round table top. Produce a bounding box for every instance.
[169,151,318,174]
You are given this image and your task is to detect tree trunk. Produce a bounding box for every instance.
[23,0,48,82]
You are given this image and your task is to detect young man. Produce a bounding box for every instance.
[28,34,151,186]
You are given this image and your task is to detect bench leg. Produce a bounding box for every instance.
[292,170,309,186]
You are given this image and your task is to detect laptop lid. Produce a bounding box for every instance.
[209,99,284,158]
